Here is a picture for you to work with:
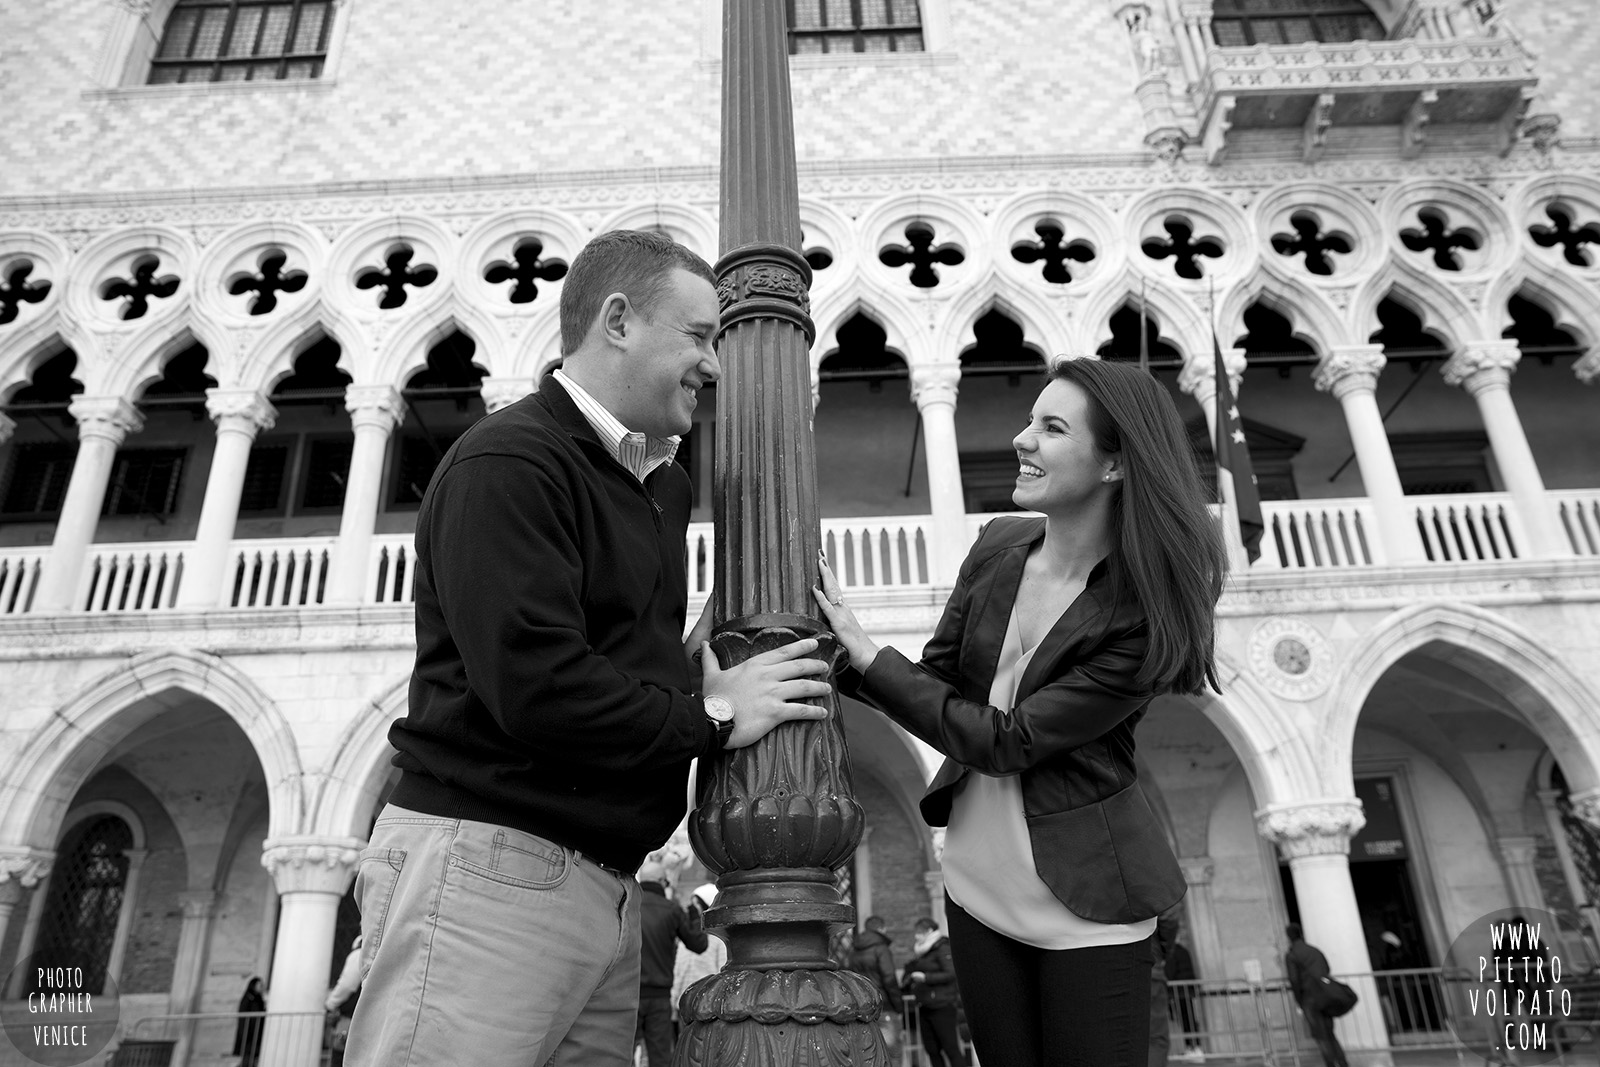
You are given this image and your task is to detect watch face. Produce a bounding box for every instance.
[704,696,735,722]
[1273,637,1311,676]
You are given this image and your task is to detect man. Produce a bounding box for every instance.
[1284,923,1350,1067]
[346,230,832,1067]
[1149,907,1180,1067]
[849,915,902,1050]
[672,884,727,1014]
[636,859,706,1066]
[1164,924,1201,1062]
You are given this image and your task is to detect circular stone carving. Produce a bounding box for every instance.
[1249,617,1333,701]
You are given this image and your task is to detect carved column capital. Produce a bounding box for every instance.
[0,848,54,888]
[1573,348,1600,385]
[1256,800,1366,859]
[1569,789,1600,832]
[481,377,535,414]
[204,388,278,435]
[67,395,144,445]
[261,836,364,895]
[1179,856,1215,886]
[1442,340,1521,394]
[0,412,15,447]
[343,385,405,433]
[1496,835,1540,868]
[1314,344,1387,398]
[177,889,220,920]
[1177,348,1245,403]
[909,362,962,410]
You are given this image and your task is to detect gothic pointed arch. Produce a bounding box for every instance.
[0,650,304,852]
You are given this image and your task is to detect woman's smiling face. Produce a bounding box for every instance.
[1011,377,1120,513]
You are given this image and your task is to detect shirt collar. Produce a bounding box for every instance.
[552,368,680,483]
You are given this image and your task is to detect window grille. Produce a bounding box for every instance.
[298,436,353,511]
[149,0,333,84]
[239,441,292,514]
[30,816,134,994]
[102,448,187,519]
[1211,0,1385,46]
[788,0,924,54]
[1,442,78,520]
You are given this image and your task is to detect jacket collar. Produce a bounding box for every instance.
[981,518,1122,700]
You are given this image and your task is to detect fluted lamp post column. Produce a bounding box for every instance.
[677,1,883,1065]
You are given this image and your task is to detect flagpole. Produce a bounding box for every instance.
[1138,278,1149,375]
[1209,280,1247,567]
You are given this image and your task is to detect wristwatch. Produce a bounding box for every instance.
[703,695,736,751]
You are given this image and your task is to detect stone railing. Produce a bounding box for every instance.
[1,488,1597,616]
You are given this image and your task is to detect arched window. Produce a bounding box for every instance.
[148,1,334,84]
[1211,0,1385,46]
[788,1,924,55]
[29,815,134,993]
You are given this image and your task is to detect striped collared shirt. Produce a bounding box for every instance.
[553,368,680,483]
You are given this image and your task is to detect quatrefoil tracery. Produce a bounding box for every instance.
[1011,220,1096,284]
[356,245,438,309]
[99,255,181,320]
[1529,203,1600,269]
[483,238,569,305]
[1141,216,1224,280]
[0,261,52,325]
[227,251,309,316]
[879,222,965,289]
[1270,212,1354,277]
[1399,208,1481,272]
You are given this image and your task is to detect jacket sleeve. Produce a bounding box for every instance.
[922,943,957,987]
[421,452,716,770]
[854,622,1151,775]
[677,903,709,954]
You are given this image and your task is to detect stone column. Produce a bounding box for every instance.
[1495,836,1550,916]
[481,377,536,414]
[1314,345,1427,564]
[105,847,148,991]
[0,850,52,966]
[176,390,278,609]
[1179,857,1225,980]
[909,362,968,585]
[1178,351,1250,569]
[168,890,219,1067]
[1442,341,1570,558]
[1258,800,1392,1065]
[259,838,362,1067]
[924,870,946,931]
[328,386,404,604]
[34,397,144,612]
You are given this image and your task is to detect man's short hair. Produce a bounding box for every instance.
[913,917,939,933]
[863,915,886,932]
[559,230,717,356]
[1286,923,1304,941]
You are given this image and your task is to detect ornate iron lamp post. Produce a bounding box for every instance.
[675,2,889,1064]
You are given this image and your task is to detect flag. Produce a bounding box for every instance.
[1213,333,1263,563]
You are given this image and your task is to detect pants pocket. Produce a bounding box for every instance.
[354,846,407,964]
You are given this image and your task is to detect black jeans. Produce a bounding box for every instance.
[917,1004,968,1067]
[946,897,1153,1067]
[635,995,674,1066]
[1302,1005,1349,1067]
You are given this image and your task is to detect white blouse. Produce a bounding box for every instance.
[941,605,1158,950]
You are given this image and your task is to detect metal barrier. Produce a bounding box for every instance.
[1157,968,1600,1066]
[108,1011,329,1067]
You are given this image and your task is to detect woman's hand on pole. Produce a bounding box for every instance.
[813,553,881,672]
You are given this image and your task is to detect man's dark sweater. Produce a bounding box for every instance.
[388,377,721,871]
[639,882,708,998]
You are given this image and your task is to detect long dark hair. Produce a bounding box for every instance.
[1050,357,1226,694]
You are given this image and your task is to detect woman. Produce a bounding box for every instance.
[816,357,1225,1067]
[233,977,266,1067]
[901,917,968,1067]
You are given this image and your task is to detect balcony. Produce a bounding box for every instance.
[1196,35,1538,163]
[0,490,1597,618]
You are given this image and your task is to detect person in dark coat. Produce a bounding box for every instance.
[902,918,968,1067]
[851,915,903,1051]
[1284,923,1349,1067]
[1149,908,1180,1067]
[232,977,265,1067]
[636,858,707,1066]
